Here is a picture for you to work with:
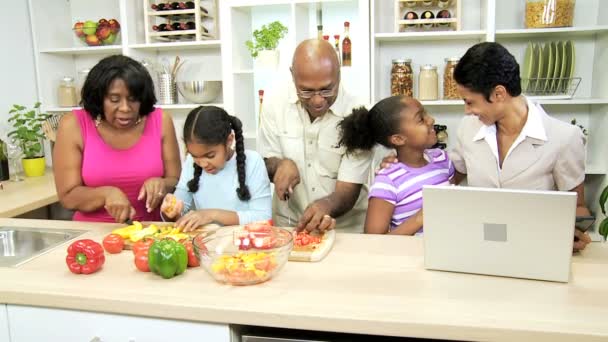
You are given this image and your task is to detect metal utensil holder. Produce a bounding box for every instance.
[158,73,177,105]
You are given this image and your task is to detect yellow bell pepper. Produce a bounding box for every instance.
[111,221,143,239]
[129,226,160,242]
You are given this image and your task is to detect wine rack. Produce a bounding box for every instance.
[394,0,462,32]
[143,0,219,43]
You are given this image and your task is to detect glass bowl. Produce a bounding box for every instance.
[73,20,121,46]
[192,225,293,286]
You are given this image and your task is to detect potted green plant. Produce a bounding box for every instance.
[8,102,50,177]
[245,21,288,68]
[0,139,8,181]
[599,185,608,241]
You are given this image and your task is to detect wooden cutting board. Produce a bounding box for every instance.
[288,229,336,262]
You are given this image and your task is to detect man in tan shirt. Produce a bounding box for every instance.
[258,40,371,233]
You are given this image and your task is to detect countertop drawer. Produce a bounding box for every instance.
[8,305,230,342]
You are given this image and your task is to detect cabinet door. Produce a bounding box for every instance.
[8,305,230,342]
[1,305,9,342]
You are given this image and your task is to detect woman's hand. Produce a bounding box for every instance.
[104,187,136,223]
[176,210,217,232]
[160,194,184,220]
[138,177,166,213]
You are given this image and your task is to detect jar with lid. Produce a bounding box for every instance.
[419,65,438,101]
[525,0,575,28]
[58,77,78,107]
[391,59,413,97]
[443,57,460,99]
[76,69,91,105]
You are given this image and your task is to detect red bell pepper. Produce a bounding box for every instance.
[66,239,105,274]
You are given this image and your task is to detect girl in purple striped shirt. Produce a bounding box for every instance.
[339,96,454,235]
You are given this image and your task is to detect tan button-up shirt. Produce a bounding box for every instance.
[450,97,585,191]
[258,80,371,233]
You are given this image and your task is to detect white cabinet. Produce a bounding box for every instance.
[7,305,230,342]
[0,305,9,342]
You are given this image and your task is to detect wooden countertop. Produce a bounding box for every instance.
[0,170,57,217]
[1,218,607,342]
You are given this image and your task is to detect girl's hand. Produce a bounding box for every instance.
[160,194,184,219]
[138,177,166,213]
[104,187,136,223]
[176,210,216,232]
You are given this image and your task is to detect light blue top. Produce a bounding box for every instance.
[173,150,272,225]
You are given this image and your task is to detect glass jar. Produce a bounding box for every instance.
[419,65,438,100]
[443,57,460,99]
[77,69,91,105]
[391,59,413,97]
[57,77,77,107]
[525,0,575,28]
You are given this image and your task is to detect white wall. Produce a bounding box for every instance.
[0,1,38,142]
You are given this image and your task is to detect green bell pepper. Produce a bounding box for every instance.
[148,239,188,279]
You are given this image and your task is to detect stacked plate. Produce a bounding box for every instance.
[520,40,576,96]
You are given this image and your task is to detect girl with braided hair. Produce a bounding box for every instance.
[160,106,271,231]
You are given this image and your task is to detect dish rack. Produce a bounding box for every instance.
[394,0,462,32]
[143,0,219,43]
[521,77,581,99]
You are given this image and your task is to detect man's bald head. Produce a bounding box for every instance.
[291,39,341,119]
[291,39,340,75]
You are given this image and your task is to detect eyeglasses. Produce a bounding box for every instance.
[296,88,336,100]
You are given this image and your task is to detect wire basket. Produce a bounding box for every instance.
[521,77,581,98]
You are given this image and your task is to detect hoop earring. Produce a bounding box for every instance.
[95,115,102,128]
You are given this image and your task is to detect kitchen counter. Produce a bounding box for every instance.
[1,218,607,342]
[0,171,57,217]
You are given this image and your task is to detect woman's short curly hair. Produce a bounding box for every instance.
[454,42,521,102]
[80,55,156,119]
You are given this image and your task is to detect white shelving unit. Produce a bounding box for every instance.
[371,0,608,237]
[220,0,370,144]
[25,0,608,235]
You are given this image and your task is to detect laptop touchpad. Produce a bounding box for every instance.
[484,223,507,242]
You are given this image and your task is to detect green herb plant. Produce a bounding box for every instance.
[599,186,608,241]
[245,21,288,58]
[8,102,50,159]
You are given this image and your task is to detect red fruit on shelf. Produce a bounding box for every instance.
[85,34,102,46]
[73,22,85,38]
[108,19,121,34]
[98,18,108,25]
[96,25,112,40]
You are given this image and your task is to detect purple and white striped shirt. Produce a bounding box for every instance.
[369,149,454,232]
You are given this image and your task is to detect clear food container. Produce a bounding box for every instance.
[525,0,575,28]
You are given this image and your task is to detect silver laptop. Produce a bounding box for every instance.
[422,185,577,282]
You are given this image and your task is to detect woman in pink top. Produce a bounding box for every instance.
[53,55,181,223]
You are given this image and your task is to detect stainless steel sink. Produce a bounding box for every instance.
[0,227,87,267]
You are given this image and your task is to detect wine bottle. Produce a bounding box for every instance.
[342,21,352,66]
[152,23,170,31]
[170,2,180,10]
[170,22,182,30]
[151,3,167,11]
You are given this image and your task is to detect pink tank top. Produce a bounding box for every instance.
[73,108,164,222]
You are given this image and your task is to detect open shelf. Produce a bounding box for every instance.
[496,26,608,39]
[375,30,486,41]
[129,40,221,51]
[39,46,122,55]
